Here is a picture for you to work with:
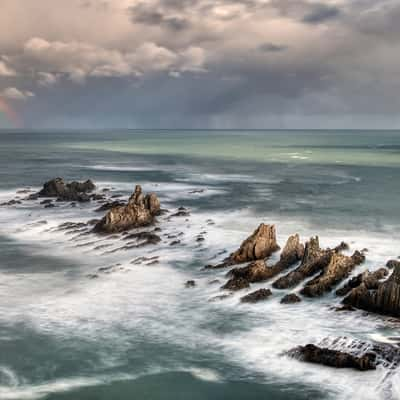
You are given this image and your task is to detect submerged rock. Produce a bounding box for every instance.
[208,224,279,269]
[272,237,333,290]
[0,199,22,206]
[343,264,400,317]
[287,344,376,371]
[335,268,388,297]
[240,288,272,303]
[185,280,196,288]
[94,185,160,233]
[280,293,302,304]
[37,177,95,202]
[300,251,365,297]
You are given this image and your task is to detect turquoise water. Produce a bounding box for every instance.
[0,130,400,399]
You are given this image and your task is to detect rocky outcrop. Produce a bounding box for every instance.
[280,293,301,304]
[94,185,160,233]
[287,344,376,371]
[386,259,400,269]
[343,265,400,317]
[273,237,333,289]
[95,200,125,212]
[207,224,279,269]
[240,288,272,303]
[221,277,250,291]
[335,268,388,296]
[38,177,95,202]
[221,234,304,290]
[300,251,365,297]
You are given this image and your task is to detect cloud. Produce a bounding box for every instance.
[258,43,288,52]
[1,87,35,100]
[38,72,59,86]
[0,60,16,76]
[302,4,341,24]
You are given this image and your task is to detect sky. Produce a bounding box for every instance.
[0,0,399,129]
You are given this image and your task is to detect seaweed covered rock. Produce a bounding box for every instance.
[287,344,376,371]
[300,251,365,297]
[38,177,95,202]
[273,237,333,289]
[335,268,388,297]
[240,288,272,303]
[207,224,279,269]
[94,185,160,233]
[343,265,400,317]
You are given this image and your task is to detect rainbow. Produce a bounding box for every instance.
[0,97,22,128]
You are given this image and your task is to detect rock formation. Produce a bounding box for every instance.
[207,224,279,269]
[343,264,400,317]
[222,234,304,290]
[38,177,95,202]
[287,344,376,371]
[300,251,365,297]
[386,259,400,269]
[240,288,272,303]
[335,268,388,296]
[273,237,333,289]
[94,185,160,233]
[280,293,301,304]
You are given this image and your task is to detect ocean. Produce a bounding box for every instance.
[0,129,400,400]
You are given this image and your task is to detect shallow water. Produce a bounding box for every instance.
[1,129,400,400]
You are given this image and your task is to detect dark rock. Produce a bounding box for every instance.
[336,268,388,296]
[40,199,53,205]
[335,304,355,312]
[221,277,250,291]
[44,203,56,208]
[386,259,400,269]
[170,209,190,217]
[287,344,376,371]
[95,200,125,212]
[189,189,205,194]
[38,177,95,202]
[170,240,181,246]
[272,237,333,289]
[124,231,161,245]
[209,293,233,302]
[94,185,160,233]
[240,288,272,303]
[87,219,100,226]
[196,236,205,242]
[91,193,105,201]
[300,251,365,297]
[185,280,196,288]
[343,265,400,317]
[26,193,39,200]
[280,293,302,304]
[0,199,22,206]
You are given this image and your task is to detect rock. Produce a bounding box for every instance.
[0,199,22,206]
[87,219,100,226]
[185,280,196,288]
[272,237,333,289]
[93,185,160,233]
[227,234,304,286]
[221,277,250,291]
[280,293,302,304]
[209,293,233,302]
[44,203,56,208]
[287,344,376,371]
[170,240,181,246]
[240,288,272,303]
[386,259,400,269]
[300,251,365,297]
[26,193,39,200]
[124,231,161,245]
[40,199,53,205]
[335,268,388,296]
[335,304,355,312]
[38,177,95,202]
[343,265,400,317]
[170,209,190,217]
[208,224,279,269]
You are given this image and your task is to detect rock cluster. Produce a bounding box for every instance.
[38,177,95,202]
[94,185,160,233]
[240,288,272,303]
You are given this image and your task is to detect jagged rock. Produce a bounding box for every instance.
[240,288,272,303]
[335,304,355,312]
[185,280,196,288]
[26,193,39,200]
[336,268,388,296]
[207,224,279,269]
[343,265,400,317]
[386,259,400,269]
[170,208,190,217]
[94,185,160,233]
[227,234,304,287]
[0,199,22,206]
[44,203,56,208]
[287,344,376,371]
[37,178,95,202]
[40,199,53,205]
[170,240,181,246]
[222,277,250,291]
[300,251,365,297]
[272,237,334,289]
[280,293,302,304]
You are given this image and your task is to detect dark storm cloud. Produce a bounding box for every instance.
[302,4,341,24]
